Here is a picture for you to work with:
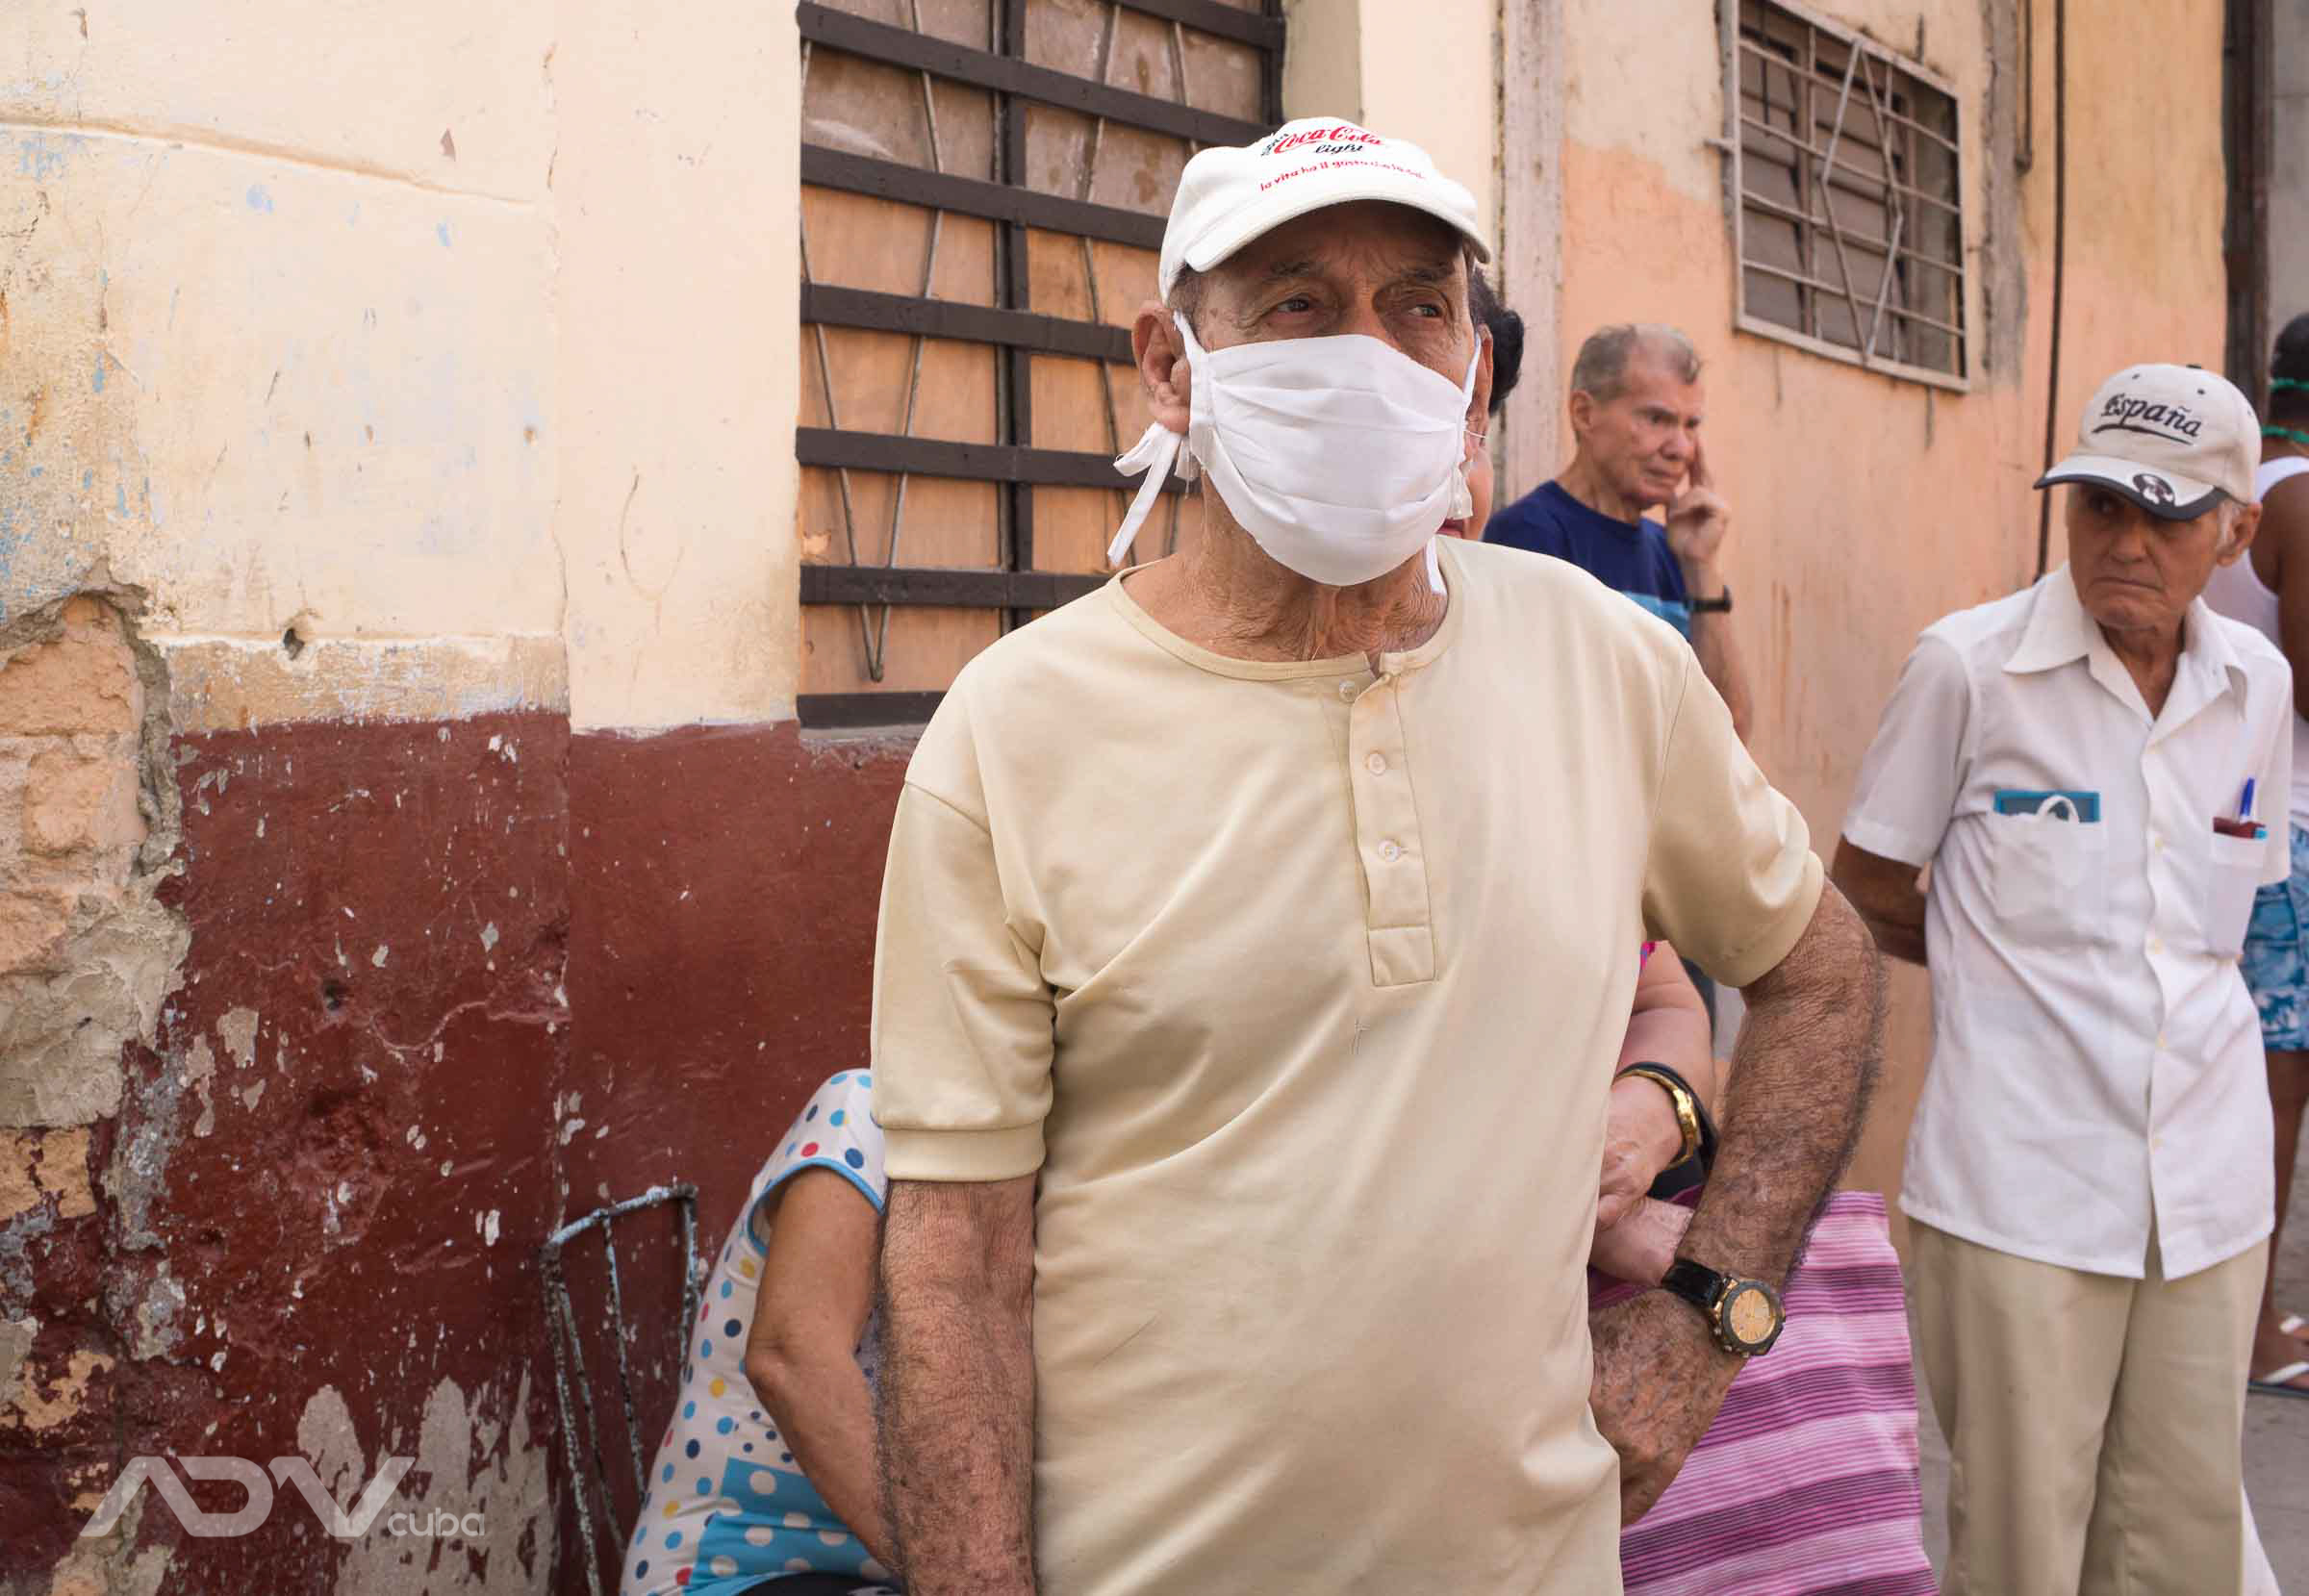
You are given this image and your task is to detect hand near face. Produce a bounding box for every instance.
[1661,435,1731,578]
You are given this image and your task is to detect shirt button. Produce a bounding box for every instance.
[2157,1030,2169,1049]
[2151,1135,2165,1153]
[2152,834,2166,852]
[2148,935,2165,955]
[1378,839,1404,863]
[1338,679,1358,700]
[1366,752,1388,775]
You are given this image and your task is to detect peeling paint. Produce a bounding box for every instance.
[0,1348,114,1431]
[312,1374,553,1596]
[217,1005,259,1070]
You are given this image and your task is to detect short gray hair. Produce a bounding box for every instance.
[1570,323,1703,401]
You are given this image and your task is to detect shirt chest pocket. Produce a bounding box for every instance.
[2201,834,2266,957]
[1987,805,2109,946]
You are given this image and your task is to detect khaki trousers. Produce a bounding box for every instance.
[1907,1220,2266,1596]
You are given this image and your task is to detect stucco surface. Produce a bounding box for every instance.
[4,0,805,734]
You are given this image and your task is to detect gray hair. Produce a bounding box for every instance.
[1570,323,1703,401]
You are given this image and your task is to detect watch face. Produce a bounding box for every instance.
[1720,1281,1785,1355]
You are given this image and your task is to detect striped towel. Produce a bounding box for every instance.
[1601,1190,1938,1595]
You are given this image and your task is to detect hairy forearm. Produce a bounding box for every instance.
[877,1181,1038,1595]
[1678,887,1884,1286]
[1681,561,1753,745]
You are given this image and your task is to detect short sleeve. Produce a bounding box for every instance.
[2257,663,2296,886]
[742,1072,888,1253]
[870,776,1056,1183]
[1840,632,1972,868]
[1642,651,1825,988]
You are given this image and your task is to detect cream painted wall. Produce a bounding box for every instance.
[554,0,800,731]
[1281,0,1498,236]
[1530,0,2231,1213]
[1,0,799,732]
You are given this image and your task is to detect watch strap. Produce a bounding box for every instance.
[1660,1257,1724,1318]
[1688,585,1732,614]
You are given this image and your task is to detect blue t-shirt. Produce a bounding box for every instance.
[1484,479,1691,637]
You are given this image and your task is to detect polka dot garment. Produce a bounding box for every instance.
[617,1072,898,1596]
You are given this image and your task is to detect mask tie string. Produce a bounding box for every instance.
[1108,423,1189,570]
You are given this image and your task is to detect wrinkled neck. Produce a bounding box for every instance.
[1556,453,1650,526]
[1136,496,1445,666]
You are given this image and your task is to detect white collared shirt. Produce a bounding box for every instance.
[1844,565,2294,1279]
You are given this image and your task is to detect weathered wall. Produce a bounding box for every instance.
[0,0,837,1589]
[1280,0,1498,227]
[2275,0,2309,330]
[1525,0,2232,1220]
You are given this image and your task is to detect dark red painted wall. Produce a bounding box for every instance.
[2,716,911,1594]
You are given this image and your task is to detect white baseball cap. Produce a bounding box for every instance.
[2036,363,2261,519]
[1157,117,1492,300]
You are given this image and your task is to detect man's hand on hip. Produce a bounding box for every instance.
[1597,1072,1688,1230]
[1588,1287,1742,1523]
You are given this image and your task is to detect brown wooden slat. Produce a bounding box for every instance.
[798,4,1268,148]
[799,284,1135,363]
[801,147,1169,250]
[800,565,1107,609]
[796,426,1182,492]
[1113,0,1284,52]
[798,691,946,729]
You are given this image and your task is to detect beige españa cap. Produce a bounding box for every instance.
[2036,363,2261,519]
[1156,116,1492,300]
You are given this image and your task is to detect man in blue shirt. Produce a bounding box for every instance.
[1485,323,1754,743]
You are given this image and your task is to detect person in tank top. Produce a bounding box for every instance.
[2201,310,2309,1400]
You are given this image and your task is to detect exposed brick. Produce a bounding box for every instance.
[34,1129,92,1219]
[0,890,74,975]
[0,1132,34,1223]
[0,604,141,738]
[21,746,142,859]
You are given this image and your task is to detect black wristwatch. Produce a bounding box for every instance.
[1661,1258,1785,1356]
[1688,586,1732,614]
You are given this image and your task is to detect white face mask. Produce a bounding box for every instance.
[1108,315,1479,592]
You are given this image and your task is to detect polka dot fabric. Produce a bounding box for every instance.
[617,1072,895,1596]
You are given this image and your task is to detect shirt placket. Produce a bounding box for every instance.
[2142,741,2181,1205]
[1345,672,1435,987]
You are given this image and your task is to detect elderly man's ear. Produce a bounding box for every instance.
[1135,300,1191,435]
[2220,501,2264,566]
[1464,328,1494,452]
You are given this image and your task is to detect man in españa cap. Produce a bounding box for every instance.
[870,117,1884,1596]
[1835,364,2289,1594]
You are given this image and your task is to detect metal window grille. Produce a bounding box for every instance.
[1722,0,1967,389]
[796,0,1284,730]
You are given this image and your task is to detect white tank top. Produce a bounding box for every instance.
[2201,455,2309,828]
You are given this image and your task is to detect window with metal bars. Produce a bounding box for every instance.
[1725,0,1967,388]
[795,0,1283,729]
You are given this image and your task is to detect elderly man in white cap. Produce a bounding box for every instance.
[869,118,1884,1596]
[1835,364,2291,1596]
